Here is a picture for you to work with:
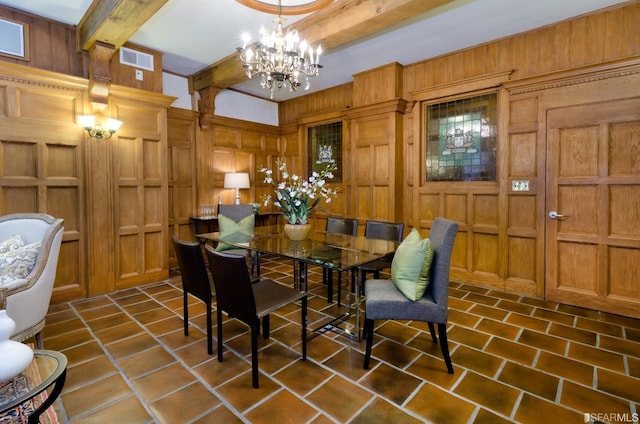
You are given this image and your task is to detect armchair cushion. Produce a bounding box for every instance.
[0,234,25,254]
[390,229,434,301]
[215,213,255,251]
[0,240,41,285]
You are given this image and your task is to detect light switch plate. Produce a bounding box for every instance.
[512,180,530,191]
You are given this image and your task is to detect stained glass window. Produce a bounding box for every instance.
[425,94,497,182]
[308,122,342,183]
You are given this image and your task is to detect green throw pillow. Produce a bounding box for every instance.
[215,213,255,251]
[391,228,434,301]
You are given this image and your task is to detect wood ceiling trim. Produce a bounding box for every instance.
[193,0,456,92]
[78,0,168,51]
[235,0,334,15]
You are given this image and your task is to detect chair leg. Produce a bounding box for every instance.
[216,310,224,362]
[325,268,333,303]
[363,318,375,369]
[301,296,307,360]
[206,303,213,355]
[262,315,270,339]
[35,332,44,350]
[437,323,454,374]
[251,324,259,388]
[183,292,189,336]
[427,322,437,343]
[337,271,342,306]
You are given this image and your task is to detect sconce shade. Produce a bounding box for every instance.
[224,172,251,205]
[78,115,123,140]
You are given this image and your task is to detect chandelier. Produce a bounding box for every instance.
[237,1,323,98]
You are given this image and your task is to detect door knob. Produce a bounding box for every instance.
[548,211,569,220]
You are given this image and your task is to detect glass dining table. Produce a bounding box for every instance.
[196,225,399,341]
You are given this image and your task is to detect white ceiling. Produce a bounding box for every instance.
[0,0,629,101]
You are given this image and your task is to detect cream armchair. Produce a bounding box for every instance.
[0,213,64,348]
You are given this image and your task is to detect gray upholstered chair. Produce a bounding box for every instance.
[0,213,64,349]
[363,217,458,373]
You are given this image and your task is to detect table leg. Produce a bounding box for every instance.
[293,260,307,291]
[27,368,67,424]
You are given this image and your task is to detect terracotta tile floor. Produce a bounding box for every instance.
[39,255,640,423]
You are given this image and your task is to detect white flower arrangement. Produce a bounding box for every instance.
[258,158,339,224]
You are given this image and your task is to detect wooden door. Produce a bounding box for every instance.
[546,97,640,318]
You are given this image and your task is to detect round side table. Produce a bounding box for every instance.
[0,350,67,424]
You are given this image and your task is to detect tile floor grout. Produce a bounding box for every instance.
[39,256,640,423]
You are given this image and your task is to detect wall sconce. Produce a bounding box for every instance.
[224,172,250,205]
[78,115,123,140]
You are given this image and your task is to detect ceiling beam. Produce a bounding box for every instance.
[192,0,455,92]
[78,0,168,51]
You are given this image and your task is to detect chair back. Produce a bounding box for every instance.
[172,236,213,304]
[364,220,404,242]
[205,246,257,325]
[218,204,254,222]
[326,216,358,236]
[425,218,459,308]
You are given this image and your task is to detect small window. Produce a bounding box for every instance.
[425,93,497,182]
[308,122,343,183]
[0,17,29,60]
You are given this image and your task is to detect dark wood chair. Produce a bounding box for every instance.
[363,217,458,373]
[324,216,358,305]
[205,246,307,388]
[360,220,405,281]
[171,235,214,354]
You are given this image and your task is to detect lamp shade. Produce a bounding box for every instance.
[224,173,250,189]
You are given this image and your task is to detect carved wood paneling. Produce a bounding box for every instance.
[110,92,171,290]
[404,3,640,97]
[0,62,86,302]
[167,108,197,268]
[279,84,353,127]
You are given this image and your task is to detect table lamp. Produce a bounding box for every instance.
[224,172,250,205]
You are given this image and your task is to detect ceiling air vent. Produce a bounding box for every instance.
[119,47,154,71]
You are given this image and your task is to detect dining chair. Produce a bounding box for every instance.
[205,246,308,388]
[171,235,215,355]
[217,204,259,278]
[363,217,458,373]
[360,220,405,282]
[324,216,358,305]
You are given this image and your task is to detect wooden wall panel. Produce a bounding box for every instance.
[473,234,499,275]
[110,44,163,94]
[0,6,85,77]
[473,195,498,228]
[0,63,86,302]
[167,107,197,266]
[194,115,281,215]
[279,84,353,127]
[509,133,537,177]
[107,88,173,291]
[352,63,403,107]
[403,3,639,97]
[508,237,536,280]
[508,196,537,230]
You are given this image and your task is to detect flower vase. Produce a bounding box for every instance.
[0,288,34,384]
[284,223,312,241]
